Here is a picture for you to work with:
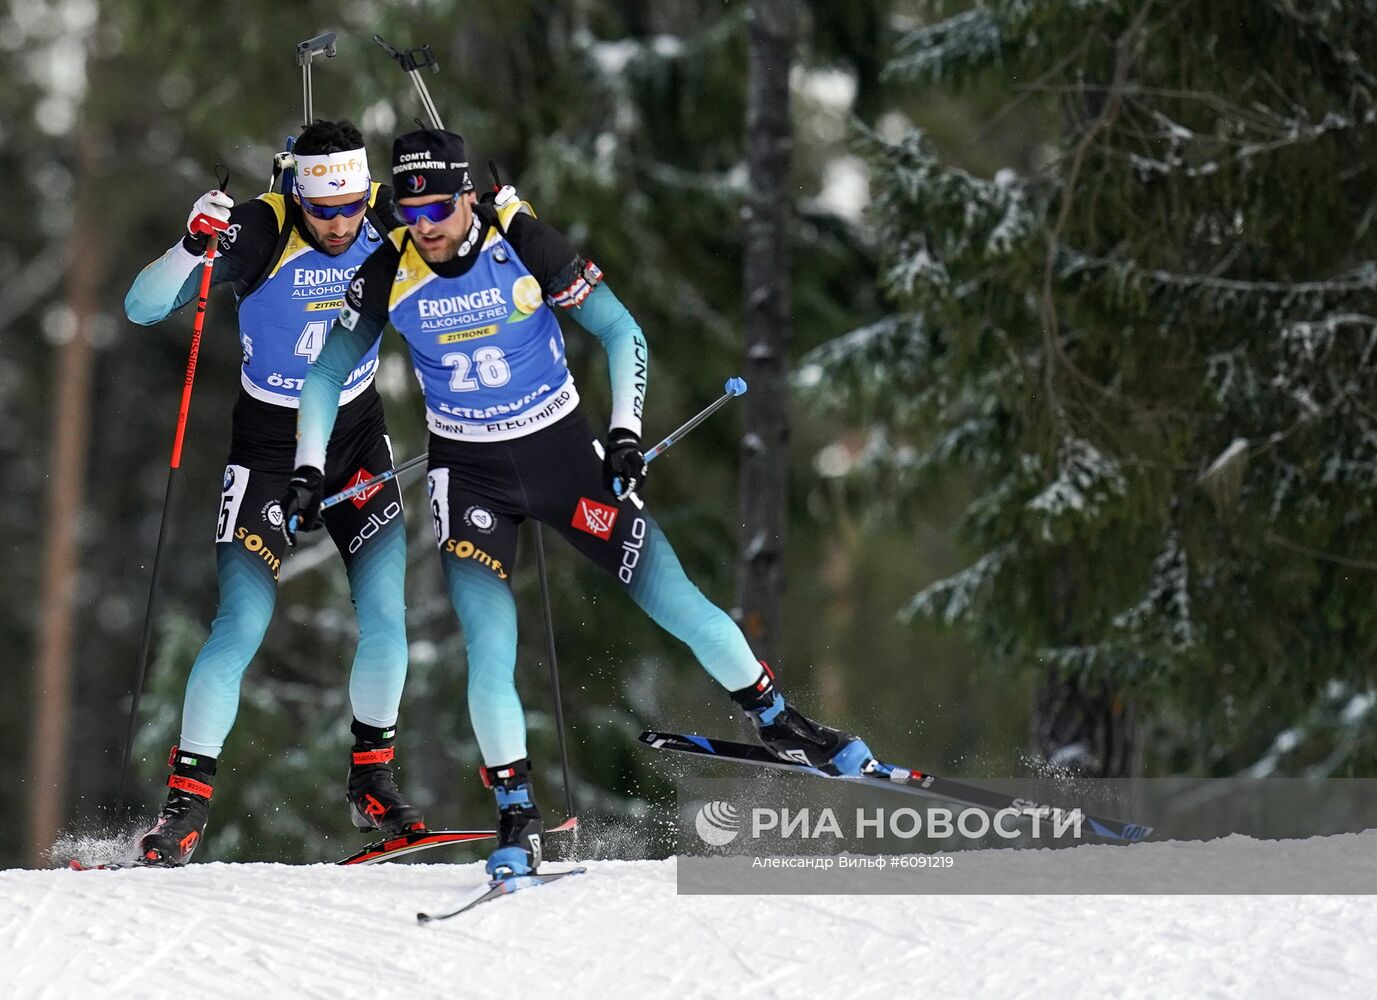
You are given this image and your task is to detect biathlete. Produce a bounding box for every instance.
[124,120,422,865]
[282,127,872,877]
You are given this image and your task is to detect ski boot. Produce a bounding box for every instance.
[731,663,874,776]
[481,759,543,878]
[138,747,216,866]
[346,720,426,835]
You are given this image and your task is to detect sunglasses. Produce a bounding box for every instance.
[398,195,461,226]
[298,194,369,221]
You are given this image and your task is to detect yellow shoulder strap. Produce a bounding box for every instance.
[497,198,536,231]
[256,192,287,230]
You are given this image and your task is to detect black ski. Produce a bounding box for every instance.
[639,730,1153,843]
[416,867,587,923]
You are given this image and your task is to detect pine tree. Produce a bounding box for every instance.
[806,1,1377,774]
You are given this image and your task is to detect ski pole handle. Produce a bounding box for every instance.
[611,376,748,494]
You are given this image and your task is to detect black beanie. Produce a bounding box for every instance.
[391,128,474,196]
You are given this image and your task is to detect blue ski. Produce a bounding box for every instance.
[639,730,1153,843]
[416,867,587,923]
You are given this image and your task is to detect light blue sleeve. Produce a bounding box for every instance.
[124,242,205,325]
[294,313,386,470]
[568,282,647,435]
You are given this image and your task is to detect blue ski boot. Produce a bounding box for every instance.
[731,665,874,776]
[481,759,543,878]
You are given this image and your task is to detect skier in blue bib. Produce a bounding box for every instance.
[124,120,422,865]
[283,128,872,877]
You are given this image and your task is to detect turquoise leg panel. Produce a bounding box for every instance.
[624,520,761,691]
[444,557,527,766]
[345,518,409,728]
[179,544,278,756]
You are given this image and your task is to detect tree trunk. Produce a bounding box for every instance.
[1033,562,1138,777]
[28,89,108,866]
[1033,672,1138,777]
[738,0,796,669]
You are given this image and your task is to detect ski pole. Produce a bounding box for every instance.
[117,175,230,809]
[296,32,337,128]
[532,525,577,824]
[318,453,428,512]
[286,455,430,536]
[611,376,749,494]
[373,34,444,129]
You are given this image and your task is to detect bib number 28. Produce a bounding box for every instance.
[443,346,512,391]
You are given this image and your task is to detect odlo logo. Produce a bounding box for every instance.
[349,501,402,554]
[694,801,740,847]
[618,516,647,584]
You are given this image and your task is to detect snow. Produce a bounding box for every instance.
[584,34,685,76]
[6,836,1377,997]
[815,156,871,223]
[793,67,857,113]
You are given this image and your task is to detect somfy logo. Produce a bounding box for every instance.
[694,801,741,846]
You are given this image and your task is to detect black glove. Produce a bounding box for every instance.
[603,428,646,500]
[279,465,325,547]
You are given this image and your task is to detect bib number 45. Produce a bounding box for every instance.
[296,320,329,362]
[443,346,511,391]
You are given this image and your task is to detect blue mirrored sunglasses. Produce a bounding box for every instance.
[398,195,460,226]
[298,194,369,220]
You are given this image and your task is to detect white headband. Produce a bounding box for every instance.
[294,150,370,198]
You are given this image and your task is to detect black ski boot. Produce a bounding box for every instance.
[346,720,426,834]
[731,664,874,776]
[138,747,216,866]
[481,759,543,878]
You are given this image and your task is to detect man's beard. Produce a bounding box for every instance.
[415,213,481,264]
[415,233,459,262]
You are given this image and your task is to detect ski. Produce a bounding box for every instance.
[338,815,578,865]
[68,816,580,870]
[67,839,494,871]
[68,859,157,872]
[639,730,1153,843]
[337,829,496,866]
[416,867,587,923]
